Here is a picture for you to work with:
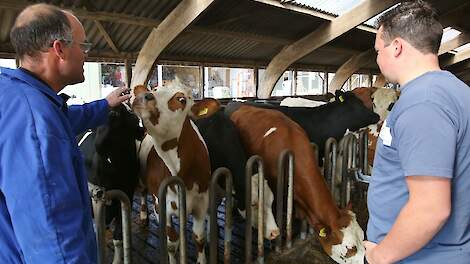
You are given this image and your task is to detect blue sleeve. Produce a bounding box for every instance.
[68,99,109,135]
[0,96,96,263]
[394,102,456,178]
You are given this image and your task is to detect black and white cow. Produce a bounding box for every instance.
[241,89,380,163]
[78,103,144,262]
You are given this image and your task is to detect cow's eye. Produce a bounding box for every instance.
[178,97,186,104]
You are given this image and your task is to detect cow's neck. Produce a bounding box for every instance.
[293,146,341,230]
[147,119,186,177]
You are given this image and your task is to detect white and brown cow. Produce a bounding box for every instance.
[226,104,365,264]
[366,87,399,170]
[132,81,220,264]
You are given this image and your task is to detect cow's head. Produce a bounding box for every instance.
[238,173,280,240]
[316,208,365,264]
[132,80,220,140]
[370,87,399,122]
[335,90,380,132]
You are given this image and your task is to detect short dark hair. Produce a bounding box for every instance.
[10,4,73,59]
[376,0,443,54]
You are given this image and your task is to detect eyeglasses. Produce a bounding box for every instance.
[51,39,93,54]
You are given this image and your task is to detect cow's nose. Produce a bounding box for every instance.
[269,228,280,240]
[144,93,155,101]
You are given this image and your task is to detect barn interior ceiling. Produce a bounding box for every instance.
[0,0,469,84]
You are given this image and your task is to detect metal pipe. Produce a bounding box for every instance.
[324,138,337,192]
[286,151,294,249]
[244,155,265,264]
[158,176,187,264]
[276,150,294,252]
[105,190,133,264]
[95,198,107,264]
[340,134,357,207]
[209,168,233,264]
[339,136,349,208]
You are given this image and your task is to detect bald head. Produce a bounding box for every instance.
[10,3,72,59]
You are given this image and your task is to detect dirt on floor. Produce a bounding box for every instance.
[265,237,336,264]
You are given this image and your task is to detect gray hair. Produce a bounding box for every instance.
[10,3,73,59]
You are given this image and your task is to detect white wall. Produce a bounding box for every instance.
[0,59,16,68]
[61,62,101,103]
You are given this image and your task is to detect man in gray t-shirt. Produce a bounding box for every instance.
[364,1,470,263]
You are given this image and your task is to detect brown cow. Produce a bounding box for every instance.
[132,81,219,264]
[228,104,365,264]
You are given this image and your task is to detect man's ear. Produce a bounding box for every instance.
[51,40,66,60]
[190,98,221,119]
[392,38,403,57]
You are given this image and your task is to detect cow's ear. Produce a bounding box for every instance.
[190,98,221,119]
[335,90,346,103]
[314,223,331,239]
[133,85,149,97]
[345,201,353,211]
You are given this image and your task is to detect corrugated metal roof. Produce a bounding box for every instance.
[0,0,468,80]
[293,0,363,16]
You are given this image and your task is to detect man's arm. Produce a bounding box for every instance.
[1,97,96,263]
[365,176,451,263]
[67,87,131,134]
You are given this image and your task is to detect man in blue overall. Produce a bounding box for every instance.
[0,3,131,263]
[365,1,470,263]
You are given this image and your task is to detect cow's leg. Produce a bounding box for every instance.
[191,192,208,264]
[139,189,149,226]
[166,220,179,264]
[112,239,123,264]
[112,201,123,264]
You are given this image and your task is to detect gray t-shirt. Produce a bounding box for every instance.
[367,71,470,263]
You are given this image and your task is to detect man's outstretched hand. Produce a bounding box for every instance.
[106,87,131,107]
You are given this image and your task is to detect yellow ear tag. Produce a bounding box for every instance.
[339,95,345,103]
[319,227,327,238]
[198,107,208,116]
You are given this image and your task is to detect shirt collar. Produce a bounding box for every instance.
[0,67,66,109]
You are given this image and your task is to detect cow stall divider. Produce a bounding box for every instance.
[336,132,372,208]
[244,155,267,263]
[209,167,233,264]
[276,150,295,251]
[357,129,370,175]
[299,143,320,240]
[338,134,358,208]
[323,138,337,200]
[89,185,132,264]
[158,176,188,264]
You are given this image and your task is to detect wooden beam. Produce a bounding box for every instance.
[442,49,470,67]
[130,0,217,90]
[440,2,470,28]
[448,60,470,75]
[251,0,377,33]
[328,48,376,92]
[257,0,400,98]
[94,20,120,54]
[439,32,470,55]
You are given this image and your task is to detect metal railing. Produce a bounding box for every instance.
[92,188,132,264]
[275,150,294,251]
[244,155,266,264]
[209,168,233,264]
[158,176,188,264]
